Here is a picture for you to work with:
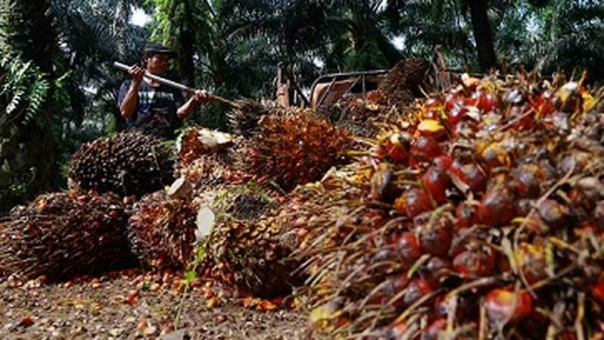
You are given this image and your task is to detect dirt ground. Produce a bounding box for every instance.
[0,269,309,340]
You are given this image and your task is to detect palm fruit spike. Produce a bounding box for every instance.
[127,189,198,270]
[227,99,271,137]
[237,110,352,192]
[68,131,174,197]
[0,191,136,281]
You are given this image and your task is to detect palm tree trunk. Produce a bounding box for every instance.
[178,3,196,87]
[467,0,497,72]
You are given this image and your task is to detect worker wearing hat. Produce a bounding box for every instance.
[118,42,208,139]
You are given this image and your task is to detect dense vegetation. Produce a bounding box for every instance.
[0,0,602,214]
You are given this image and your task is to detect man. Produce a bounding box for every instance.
[118,42,208,139]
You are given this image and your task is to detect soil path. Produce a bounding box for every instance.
[0,270,307,340]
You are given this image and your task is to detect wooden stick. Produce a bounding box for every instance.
[113,62,241,109]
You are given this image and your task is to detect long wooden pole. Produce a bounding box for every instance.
[113,62,241,109]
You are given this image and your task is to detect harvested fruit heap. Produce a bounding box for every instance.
[69,131,175,197]
[294,73,604,338]
[0,191,136,281]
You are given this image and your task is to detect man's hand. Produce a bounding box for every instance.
[128,64,145,84]
[193,89,209,104]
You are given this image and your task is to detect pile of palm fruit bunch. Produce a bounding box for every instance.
[126,126,244,272]
[0,191,136,282]
[181,104,354,297]
[69,131,175,197]
[293,71,604,338]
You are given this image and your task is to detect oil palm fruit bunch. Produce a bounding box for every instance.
[227,99,272,137]
[69,132,174,197]
[237,110,352,192]
[380,58,430,105]
[0,191,135,281]
[197,183,301,298]
[177,140,255,196]
[174,127,234,171]
[127,187,200,270]
[316,90,394,139]
[297,72,604,338]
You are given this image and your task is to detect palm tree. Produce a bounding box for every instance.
[0,0,56,214]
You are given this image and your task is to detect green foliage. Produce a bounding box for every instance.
[0,57,49,132]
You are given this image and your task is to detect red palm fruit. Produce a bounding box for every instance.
[422,166,451,204]
[516,243,548,284]
[419,223,452,257]
[557,152,591,176]
[445,90,464,110]
[592,277,604,303]
[473,90,500,113]
[485,289,533,324]
[556,330,577,340]
[434,294,473,320]
[403,278,433,306]
[514,199,534,217]
[453,246,495,279]
[510,165,543,198]
[421,318,446,340]
[449,160,487,194]
[370,248,397,274]
[508,104,535,131]
[370,164,399,203]
[478,186,515,226]
[455,201,479,229]
[480,143,511,173]
[410,136,442,162]
[538,199,570,229]
[421,257,452,287]
[531,90,556,116]
[425,97,444,109]
[524,213,548,234]
[395,232,422,268]
[382,274,410,306]
[433,154,453,169]
[379,133,411,164]
[417,119,447,141]
[394,188,433,217]
[447,104,467,125]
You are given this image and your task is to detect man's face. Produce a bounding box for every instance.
[145,54,170,75]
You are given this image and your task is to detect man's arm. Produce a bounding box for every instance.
[119,65,145,119]
[177,90,209,119]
